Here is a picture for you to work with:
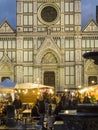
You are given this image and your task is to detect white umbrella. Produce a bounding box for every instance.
[15,83,54,90]
[32,83,54,89]
[15,83,33,89]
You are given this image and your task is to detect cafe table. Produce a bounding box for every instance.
[22,109,31,117]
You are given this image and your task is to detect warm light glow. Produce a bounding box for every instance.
[78,85,82,89]
[65,110,69,114]
[50,89,54,94]
[22,90,25,93]
[3,94,6,96]
[64,89,68,92]
[89,87,93,91]
[23,89,28,94]
[18,89,21,93]
[71,92,75,96]
[14,90,18,93]
[32,90,35,93]
[91,80,95,84]
[37,92,40,95]
[79,88,88,93]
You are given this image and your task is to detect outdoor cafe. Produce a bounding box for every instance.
[0,79,54,129]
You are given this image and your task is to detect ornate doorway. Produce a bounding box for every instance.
[44,71,55,87]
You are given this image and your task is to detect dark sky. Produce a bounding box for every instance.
[0,0,98,29]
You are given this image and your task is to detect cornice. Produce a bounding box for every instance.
[37,0,60,2]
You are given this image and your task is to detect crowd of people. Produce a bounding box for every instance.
[0,90,97,129]
[31,90,96,130]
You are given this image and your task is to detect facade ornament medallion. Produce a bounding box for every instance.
[38,3,60,25]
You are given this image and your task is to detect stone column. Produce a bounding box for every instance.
[15,65,23,83]
[59,67,65,91]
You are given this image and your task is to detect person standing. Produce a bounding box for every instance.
[46,104,54,130]
[37,97,45,128]
[31,102,40,117]
[13,95,22,117]
[54,101,64,121]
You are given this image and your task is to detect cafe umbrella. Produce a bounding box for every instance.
[0,78,16,101]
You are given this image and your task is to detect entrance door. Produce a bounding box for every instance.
[44,71,55,87]
[88,76,97,86]
[1,77,10,81]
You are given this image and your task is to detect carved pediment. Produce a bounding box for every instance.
[85,60,98,75]
[0,20,15,33]
[82,19,98,32]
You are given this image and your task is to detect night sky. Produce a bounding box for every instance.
[0,0,98,29]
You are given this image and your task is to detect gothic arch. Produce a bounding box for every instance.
[35,36,62,64]
[36,48,60,64]
[41,51,58,64]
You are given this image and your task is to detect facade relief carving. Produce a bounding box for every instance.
[0,51,14,80]
[85,60,98,75]
[41,52,58,64]
[0,65,11,73]
[0,21,14,33]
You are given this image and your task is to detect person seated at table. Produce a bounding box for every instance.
[31,102,40,118]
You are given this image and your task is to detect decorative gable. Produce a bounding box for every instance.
[40,37,60,52]
[82,19,98,32]
[0,20,15,33]
[35,37,61,64]
[85,60,98,75]
[0,52,12,63]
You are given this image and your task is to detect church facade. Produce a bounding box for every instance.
[0,0,98,92]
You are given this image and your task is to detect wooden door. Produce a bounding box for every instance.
[44,71,55,87]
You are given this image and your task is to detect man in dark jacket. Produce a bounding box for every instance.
[31,103,40,117]
[38,98,45,127]
[13,95,22,115]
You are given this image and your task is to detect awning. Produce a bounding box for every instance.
[0,79,16,88]
[15,83,54,90]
